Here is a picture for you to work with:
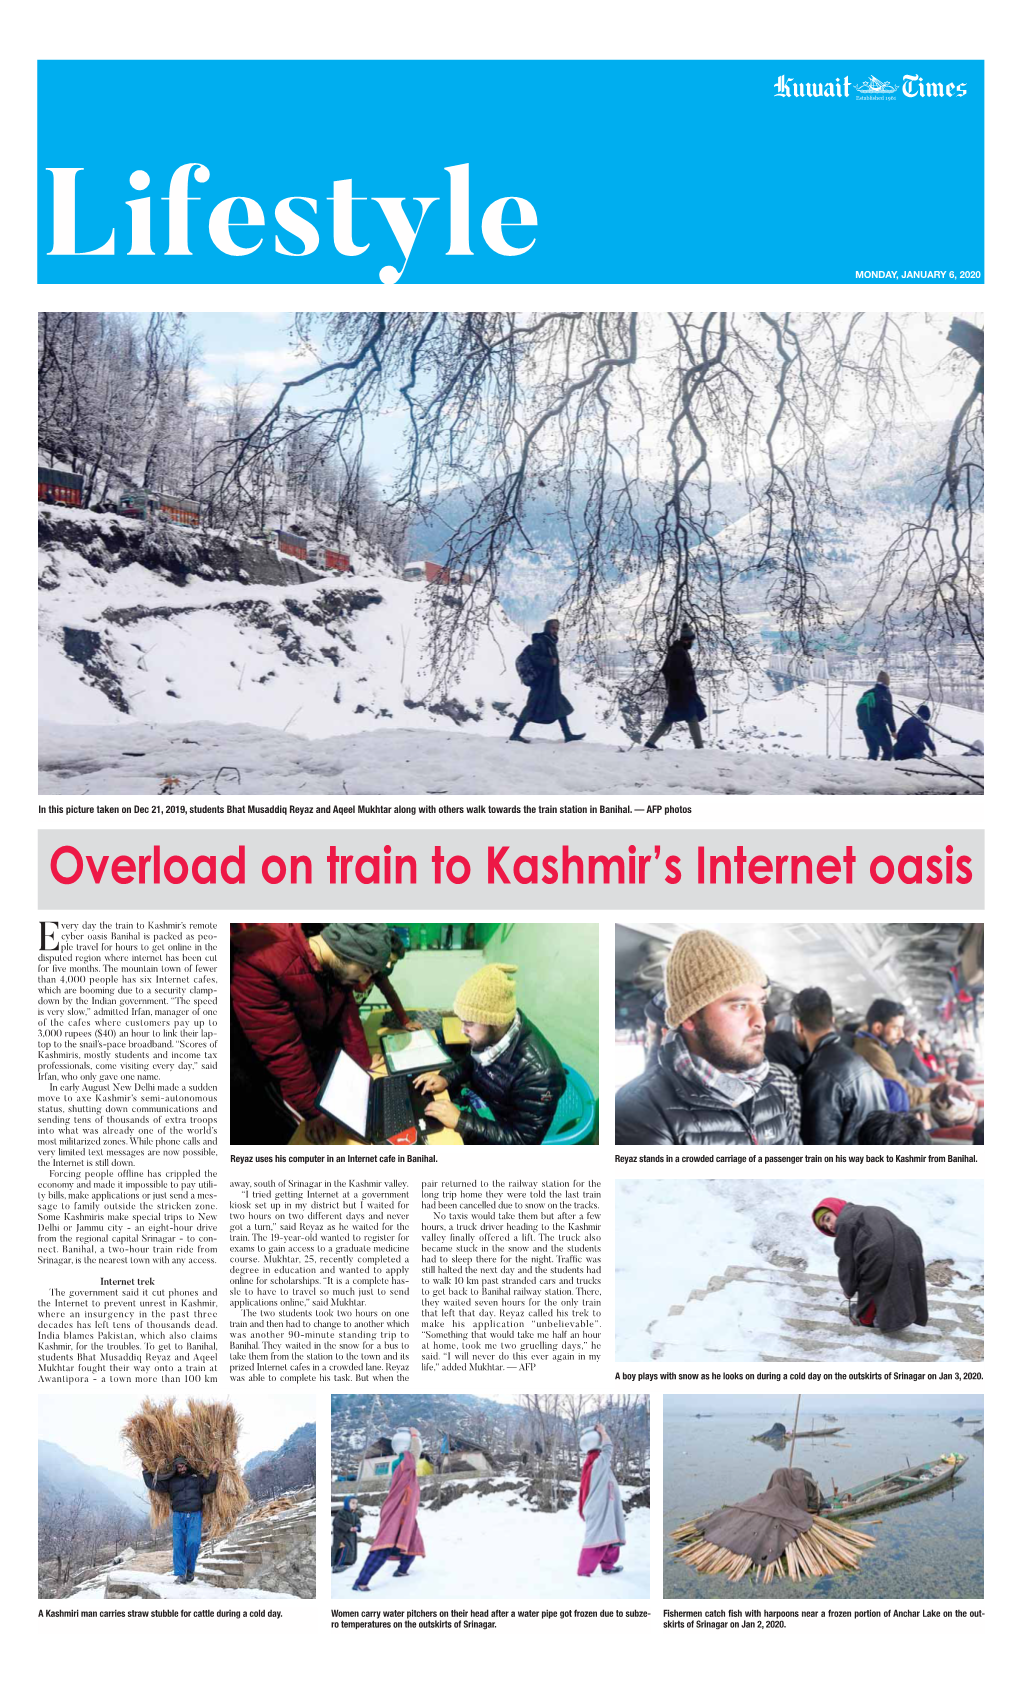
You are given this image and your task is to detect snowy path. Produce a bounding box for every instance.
[71,1566,297,1602]
[38,720,984,796]
[649,1261,984,1368]
[331,1488,650,1603]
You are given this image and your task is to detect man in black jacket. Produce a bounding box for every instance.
[792,986,887,1145]
[509,619,586,745]
[644,624,706,751]
[856,670,897,760]
[615,930,798,1146]
[413,963,568,1144]
[143,1457,219,1584]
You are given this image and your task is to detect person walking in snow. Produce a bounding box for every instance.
[855,670,897,761]
[644,625,707,751]
[893,704,937,761]
[812,1197,929,1332]
[509,618,586,744]
[577,1423,626,1578]
[352,1429,425,1591]
[143,1456,218,1585]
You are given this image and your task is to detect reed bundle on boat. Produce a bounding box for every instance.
[671,1514,875,1583]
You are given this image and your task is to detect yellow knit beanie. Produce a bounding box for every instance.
[663,930,768,1029]
[454,963,518,1025]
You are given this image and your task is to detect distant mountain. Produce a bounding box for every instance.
[38,1441,148,1519]
[244,1422,316,1476]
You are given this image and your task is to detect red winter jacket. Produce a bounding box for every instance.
[230,924,370,1117]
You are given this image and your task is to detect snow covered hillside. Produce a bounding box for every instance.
[332,1480,650,1603]
[615,1180,984,1371]
[39,506,625,749]
[39,721,984,795]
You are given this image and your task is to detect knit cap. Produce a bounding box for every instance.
[579,1428,602,1453]
[663,930,768,1029]
[454,963,518,1026]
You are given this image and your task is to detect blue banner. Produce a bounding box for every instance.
[37,60,984,284]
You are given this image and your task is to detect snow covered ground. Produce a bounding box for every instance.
[615,1180,984,1370]
[39,508,982,794]
[38,720,984,795]
[331,1483,650,1603]
[68,1567,297,1603]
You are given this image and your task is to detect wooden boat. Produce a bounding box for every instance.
[822,1455,967,1520]
[786,1426,844,1440]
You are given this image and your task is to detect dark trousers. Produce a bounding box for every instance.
[356,1548,415,1585]
[511,705,571,740]
[862,726,893,761]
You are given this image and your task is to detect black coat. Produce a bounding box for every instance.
[765,1028,808,1075]
[858,682,896,735]
[800,1031,887,1145]
[332,1507,362,1568]
[144,1465,219,1513]
[893,1038,932,1084]
[523,632,573,723]
[614,1042,798,1146]
[832,1203,929,1331]
[452,1012,567,1145]
[662,642,704,719]
[893,715,936,760]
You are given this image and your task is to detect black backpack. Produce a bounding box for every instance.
[516,644,540,687]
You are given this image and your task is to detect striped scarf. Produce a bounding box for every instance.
[670,1029,770,1107]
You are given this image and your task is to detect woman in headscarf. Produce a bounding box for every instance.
[509,618,586,745]
[577,1422,626,1577]
[812,1198,929,1332]
[352,1428,425,1591]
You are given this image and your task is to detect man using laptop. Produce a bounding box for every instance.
[231,921,392,1144]
[413,963,566,1145]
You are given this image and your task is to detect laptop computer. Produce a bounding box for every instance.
[379,1027,450,1076]
[317,1048,436,1146]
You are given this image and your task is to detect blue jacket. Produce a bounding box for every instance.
[894,715,936,759]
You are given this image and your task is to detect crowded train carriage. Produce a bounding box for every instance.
[38,466,84,507]
[614,921,983,1147]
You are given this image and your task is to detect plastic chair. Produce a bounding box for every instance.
[542,1064,596,1144]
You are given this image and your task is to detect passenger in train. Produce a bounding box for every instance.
[615,931,799,1145]
[856,1111,932,1146]
[853,999,934,1110]
[791,986,887,1145]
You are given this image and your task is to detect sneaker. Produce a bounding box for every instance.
[563,732,586,743]
[174,1575,186,1584]
[643,740,661,750]
[508,736,531,744]
[185,1572,195,1583]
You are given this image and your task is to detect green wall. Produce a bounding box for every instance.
[480,923,599,1097]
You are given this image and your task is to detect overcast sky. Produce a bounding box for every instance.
[38,1391,315,1472]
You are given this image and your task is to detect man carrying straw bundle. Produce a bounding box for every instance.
[143,1458,219,1584]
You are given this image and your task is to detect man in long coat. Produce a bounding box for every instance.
[509,618,586,744]
[644,624,707,750]
[813,1198,929,1332]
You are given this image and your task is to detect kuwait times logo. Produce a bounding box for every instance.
[773,71,968,101]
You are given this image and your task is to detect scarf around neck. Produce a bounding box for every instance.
[473,1012,521,1068]
[670,1028,770,1107]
